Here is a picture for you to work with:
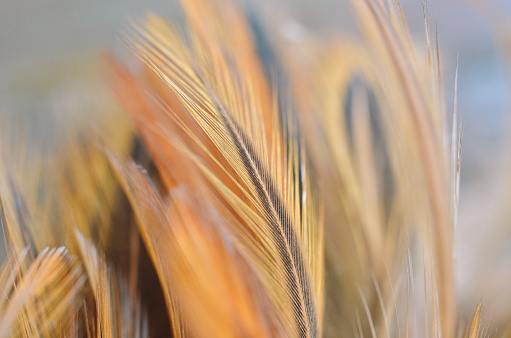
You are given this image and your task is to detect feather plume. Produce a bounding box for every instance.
[106,1,324,335]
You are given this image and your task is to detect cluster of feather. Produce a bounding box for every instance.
[0,0,488,336]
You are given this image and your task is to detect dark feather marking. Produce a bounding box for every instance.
[222,115,316,337]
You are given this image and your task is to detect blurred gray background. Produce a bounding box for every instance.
[1,0,511,329]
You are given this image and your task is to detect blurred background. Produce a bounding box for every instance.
[1,0,510,331]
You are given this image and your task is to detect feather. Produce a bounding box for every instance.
[464,300,483,338]
[280,0,460,336]
[0,247,84,337]
[106,1,324,335]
